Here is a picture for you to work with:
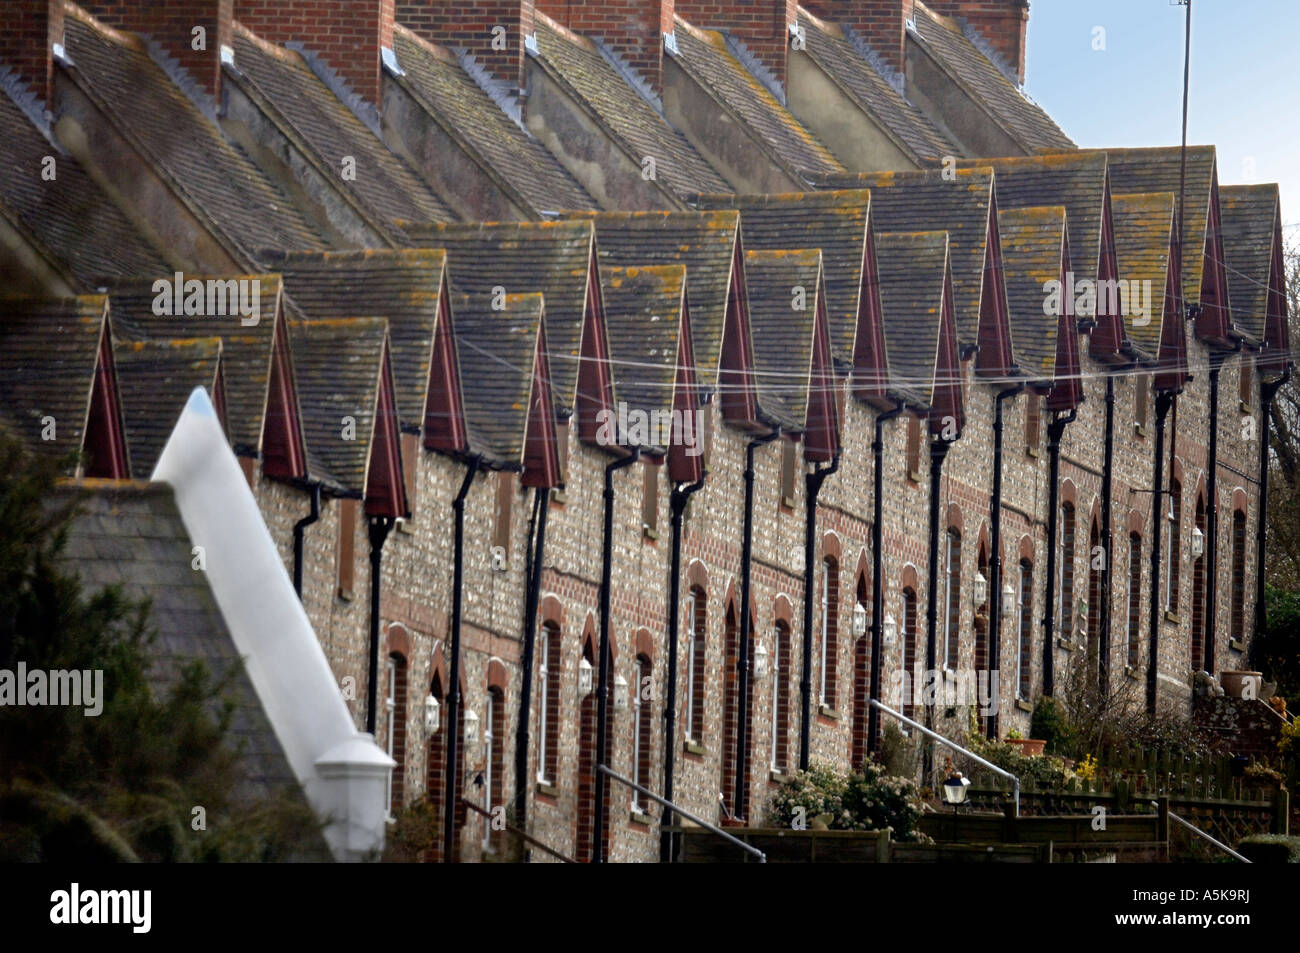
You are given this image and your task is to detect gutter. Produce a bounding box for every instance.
[660,475,707,863]
[867,402,904,754]
[365,515,395,736]
[986,385,1023,739]
[1146,393,1174,713]
[593,449,641,863]
[442,456,481,863]
[922,435,950,780]
[513,486,548,846]
[1255,366,1291,640]
[1203,353,1225,675]
[1099,375,1116,698]
[799,449,841,771]
[292,482,322,598]
[1042,407,1077,695]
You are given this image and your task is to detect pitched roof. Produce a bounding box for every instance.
[1099,145,1217,307]
[228,26,454,229]
[795,10,956,165]
[997,205,1071,384]
[106,275,292,459]
[568,210,746,394]
[391,25,595,215]
[1219,183,1281,346]
[114,337,223,477]
[1109,192,1176,362]
[874,231,951,410]
[958,152,1110,283]
[909,3,1073,153]
[669,20,844,183]
[260,248,457,435]
[61,9,323,263]
[532,17,729,200]
[743,248,825,431]
[0,294,120,472]
[397,220,596,415]
[0,85,169,290]
[56,482,320,815]
[693,188,872,370]
[823,167,996,349]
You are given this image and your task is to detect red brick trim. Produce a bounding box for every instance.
[1018,535,1035,564]
[1194,474,1207,508]
[430,644,448,698]
[1059,478,1078,507]
[822,531,842,562]
[773,594,794,624]
[581,614,598,661]
[901,563,920,592]
[1170,455,1185,487]
[487,657,508,693]
[687,558,709,592]
[540,594,565,629]
[1231,487,1248,514]
[974,519,990,560]
[635,628,655,661]
[1127,509,1146,536]
[385,621,412,661]
[854,547,870,594]
[945,502,963,534]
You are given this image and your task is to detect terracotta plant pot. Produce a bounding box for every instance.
[1219,671,1262,699]
[1005,738,1046,756]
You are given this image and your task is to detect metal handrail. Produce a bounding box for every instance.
[870,699,1021,817]
[1159,803,1252,863]
[597,764,766,862]
[461,798,577,863]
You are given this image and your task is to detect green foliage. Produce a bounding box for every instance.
[769,761,845,827]
[1257,585,1300,708]
[769,760,928,842]
[383,797,441,862]
[969,738,1069,789]
[0,429,322,862]
[1237,834,1300,863]
[1030,696,1077,757]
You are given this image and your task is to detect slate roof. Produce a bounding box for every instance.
[1219,183,1281,346]
[998,205,1067,381]
[567,210,743,393]
[229,26,454,229]
[693,188,870,370]
[397,221,595,414]
[114,337,222,477]
[107,275,287,458]
[744,249,824,430]
[669,20,844,183]
[261,248,452,434]
[822,168,994,348]
[287,318,387,496]
[531,17,729,200]
[0,295,112,471]
[874,231,950,407]
[910,4,1073,153]
[959,152,1110,282]
[391,25,595,215]
[1109,192,1175,360]
[54,482,322,823]
[796,10,956,165]
[451,291,545,467]
[61,9,323,263]
[1100,145,1217,308]
[0,85,168,290]
[600,265,688,449]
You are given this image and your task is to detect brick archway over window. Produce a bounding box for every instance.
[386,621,412,661]
[773,594,794,625]
[687,559,709,592]
[540,594,565,630]
[1231,487,1248,515]
[1060,479,1078,508]
[822,530,842,562]
[946,502,963,534]
[1127,508,1146,537]
[901,563,920,593]
[1018,535,1035,564]
[486,657,508,693]
[635,628,655,660]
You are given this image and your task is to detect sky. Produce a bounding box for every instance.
[1022,0,1299,231]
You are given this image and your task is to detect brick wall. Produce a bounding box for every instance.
[926,0,1029,85]
[801,0,913,76]
[397,0,535,92]
[82,0,232,101]
[1,0,64,104]
[675,0,797,91]
[536,0,673,95]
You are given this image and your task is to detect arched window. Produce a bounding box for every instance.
[632,653,653,814]
[537,622,561,785]
[1087,519,1103,692]
[1165,480,1182,613]
[1127,532,1142,668]
[819,557,839,707]
[901,587,918,719]
[944,529,961,669]
[426,671,446,863]
[1192,497,1206,670]
[1059,504,1076,643]
[1231,508,1248,643]
[851,573,871,770]
[483,686,505,851]
[721,601,741,817]
[686,586,707,746]
[771,621,792,773]
[1017,561,1033,700]
[385,653,407,817]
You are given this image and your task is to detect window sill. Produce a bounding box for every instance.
[781,495,797,510]
[396,518,414,535]
[1134,424,1148,438]
[818,703,840,720]
[1164,610,1181,624]
[908,470,924,484]
[629,808,652,827]
[1124,665,1140,680]
[550,489,567,507]
[1229,638,1246,653]
[1240,400,1253,414]
[1025,447,1040,458]
[769,769,787,783]
[1056,637,1073,651]
[337,586,354,602]
[642,526,660,542]
[683,740,706,757]
[1015,698,1032,713]
[535,781,559,799]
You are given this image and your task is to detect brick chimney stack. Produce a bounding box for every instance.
[675,0,797,92]
[0,0,64,105]
[396,0,535,94]
[800,0,913,77]
[237,0,395,107]
[927,0,1029,85]
[82,1,233,103]
[536,0,674,96]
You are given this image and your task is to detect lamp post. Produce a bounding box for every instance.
[942,764,970,841]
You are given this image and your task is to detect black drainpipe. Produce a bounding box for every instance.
[1256,367,1291,640]
[593,449,641,864]
[292,482,321,598]
[922,435,949,781]
[1099,374,1117,698]
[1042,408,1077,696]
[513,486,547,846]
[660,475,706,863]
[799,449,840,771]
[986,385,1023,739]
[366,514,395,736]
[442,456,480,863]
[1203,354,1224,675]
[735,429,780,821]
[1146,393,1173,713]
[866,402,903,755]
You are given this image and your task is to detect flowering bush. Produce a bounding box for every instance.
[768,761,844,828]
[769,759,928,842]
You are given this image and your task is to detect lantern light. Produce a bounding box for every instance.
[973,571,988,607]
[1191,525,1205,559]
[424,693,440,734]
[851,602,868,638]
[614,673,630,712]
[883,613,898,646]
[578,657,594,695]
[754,641,769,680]
[464,708,479,749]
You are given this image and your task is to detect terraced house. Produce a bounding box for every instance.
[0,0,1288,863]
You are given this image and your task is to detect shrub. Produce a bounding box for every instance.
[1030,696,1077,757]
[769,760,927,841]
[768,761,845,829]
[1238,834,1300,863]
